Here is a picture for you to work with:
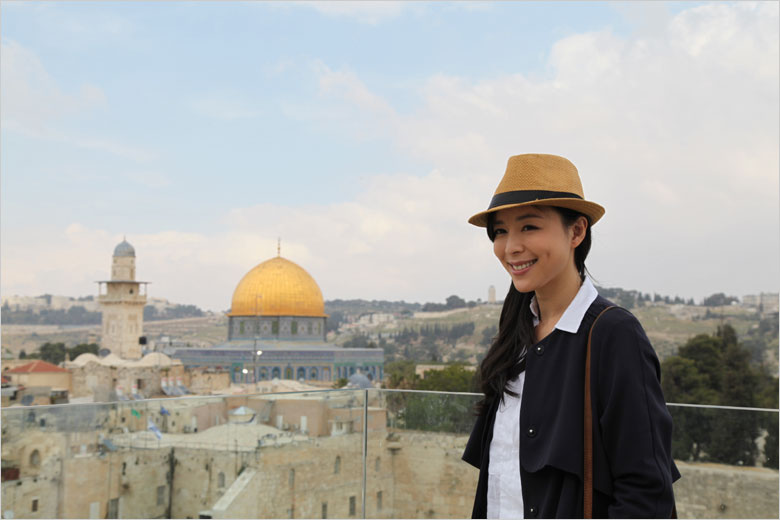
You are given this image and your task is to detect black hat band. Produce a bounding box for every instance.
[488,190,582,210]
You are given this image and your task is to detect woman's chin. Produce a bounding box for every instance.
[511,278,537,294]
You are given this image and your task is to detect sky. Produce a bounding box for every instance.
[1,1,778,312]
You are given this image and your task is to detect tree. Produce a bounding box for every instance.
[38,342,67,365]
[416,364,478,393]
[19,350,27,359]
[661,324,777,467]
[68,343,99,360]
[702,292,738,307]
[383,360,419,389]
[445,295,466,309]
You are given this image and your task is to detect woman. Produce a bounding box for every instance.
[462,154,679,519]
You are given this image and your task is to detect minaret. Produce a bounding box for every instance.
[97,238,149,359]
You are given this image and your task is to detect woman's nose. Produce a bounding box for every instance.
[505,231,524,255]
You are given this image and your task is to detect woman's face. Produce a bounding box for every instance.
[492,205,586,294]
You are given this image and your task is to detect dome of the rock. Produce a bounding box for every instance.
[228,256,326,317]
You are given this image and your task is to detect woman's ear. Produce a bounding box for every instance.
[571,215,588,248]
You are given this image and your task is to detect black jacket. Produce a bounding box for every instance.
[462,296,680,518]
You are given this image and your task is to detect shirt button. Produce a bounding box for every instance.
[527,427,537,438]
[528,506,538,517]
[535,345,545,356]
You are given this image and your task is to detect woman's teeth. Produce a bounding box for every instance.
[511,260,537,270]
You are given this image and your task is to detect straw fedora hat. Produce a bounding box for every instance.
[468,153,605,227]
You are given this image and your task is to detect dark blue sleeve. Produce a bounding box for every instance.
[593,309,678,518]
[462,412,487,469]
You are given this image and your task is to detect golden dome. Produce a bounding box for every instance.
[228,256,326,317]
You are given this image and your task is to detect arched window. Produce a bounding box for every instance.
[271,367,281,379]
[296,367,306,380]
[29,449,41,467]
[218,472,225,488]
[309,367,319,380]
[285,367,293,379]
[334,456,341,474]
[259,368,268,381]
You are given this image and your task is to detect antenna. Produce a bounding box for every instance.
[277,237,281,257]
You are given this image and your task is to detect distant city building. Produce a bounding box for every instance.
[742,293,779,313]
[488,285,496,304]
[97,239,148,360]
[173,248,384,384]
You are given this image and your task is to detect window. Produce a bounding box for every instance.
[239,321,245,334]
[349,496,356,516]
[272,320,279,334]
[377,491,382,511]
[107,498,119,519]
[32,499,39,512]
[218,472,225,488]
[288,469,295,488]
[29,449,41,467]
[156,485,166,506]
[334,456,341,474]
[121,462,126,476]
[291,321,297,334]
[321,502,327,519]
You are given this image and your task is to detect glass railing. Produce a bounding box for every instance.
[1,390,777,519]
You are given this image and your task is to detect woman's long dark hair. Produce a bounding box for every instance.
[475,206,592,415]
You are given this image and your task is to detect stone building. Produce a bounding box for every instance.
[173,251,384,384]
[65,352,231,403]
[2,392,778,519]
[97,239,149,360]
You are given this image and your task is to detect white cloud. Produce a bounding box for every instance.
[0,39,106,136]
[0,39,154,162]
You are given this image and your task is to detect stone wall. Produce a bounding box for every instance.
[674,461,779,519]
[187,370,231,394]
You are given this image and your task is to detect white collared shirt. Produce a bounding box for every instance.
[487,277,599,519]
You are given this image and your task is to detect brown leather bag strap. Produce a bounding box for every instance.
[584,306,616,519]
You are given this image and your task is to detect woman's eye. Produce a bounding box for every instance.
[493,228,507,236]
[521,225,538,231]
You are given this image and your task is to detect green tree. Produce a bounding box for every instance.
[662,324,777,467]
[67,343,99,360]
[398,393,476,434]
[383,360,419,389]
[38,342,67,365]
[416,364,477,393]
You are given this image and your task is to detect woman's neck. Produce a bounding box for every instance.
[534,266,583,325]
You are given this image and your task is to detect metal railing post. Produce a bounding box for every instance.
[362,388,368,518]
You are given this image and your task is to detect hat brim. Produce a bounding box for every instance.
[468,198,605,227]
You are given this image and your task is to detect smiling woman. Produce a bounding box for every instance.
[462,154,680,519]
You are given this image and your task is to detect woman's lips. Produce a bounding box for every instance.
[508,259,537,274]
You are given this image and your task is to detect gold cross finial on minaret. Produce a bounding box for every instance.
[277,237,281,257]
